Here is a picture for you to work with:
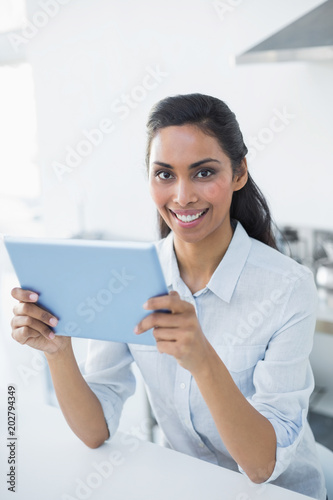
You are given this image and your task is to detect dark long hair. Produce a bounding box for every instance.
[145,93,277,248]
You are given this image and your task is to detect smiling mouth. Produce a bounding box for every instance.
[169,209,209,223]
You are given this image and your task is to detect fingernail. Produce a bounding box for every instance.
[49,332,55,340]
[29,293,38,301]
[134,325,139,334]
[143,302,148,309]
[49,318,57,326]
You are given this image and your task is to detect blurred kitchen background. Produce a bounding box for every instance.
[0,0,333,449]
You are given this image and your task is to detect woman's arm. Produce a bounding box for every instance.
[135,291,276,483]
[11,288,109,448]
[192,342,276,483]
[45,345,110,448]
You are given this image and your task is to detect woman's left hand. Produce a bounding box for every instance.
[134,290,212,374]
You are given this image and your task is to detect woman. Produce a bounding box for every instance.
[11,94,326,499]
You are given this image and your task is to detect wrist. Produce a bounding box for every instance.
[191,340,218,380]
[44,340,73,362]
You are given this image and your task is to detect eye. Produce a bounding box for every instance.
[196,169,214,178]
[156,171,174,180]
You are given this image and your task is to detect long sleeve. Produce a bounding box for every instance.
[80,339,136,438]
[239,270,318,482]
[136,222,326,498]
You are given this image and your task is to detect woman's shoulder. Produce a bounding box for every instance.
[248,236,314,288]
[152,232,173,257]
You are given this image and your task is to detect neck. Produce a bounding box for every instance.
[173,218,234,293]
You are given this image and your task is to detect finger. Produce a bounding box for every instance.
[143,291,188,314]
[155,337,179,356]
[12,325,43,345]
[13,302,58,328]
[153,327,178,343]
[135,310,180,335]
[11,287,39,303]
[11,315,53,339]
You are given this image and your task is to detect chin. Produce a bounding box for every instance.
[173,227,210,244]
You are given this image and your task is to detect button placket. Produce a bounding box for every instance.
[170,288,215,458]
[174,366,192,431]
[174,367,206,449]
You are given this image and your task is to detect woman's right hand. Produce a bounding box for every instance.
[11,287,71,355]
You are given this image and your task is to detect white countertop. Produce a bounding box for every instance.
[0,403,314,500]
[317,296,333,325]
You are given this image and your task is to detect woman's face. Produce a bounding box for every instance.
[148,124,247,244]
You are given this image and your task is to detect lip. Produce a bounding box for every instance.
[169,208,209,228]
[169,208,208,216]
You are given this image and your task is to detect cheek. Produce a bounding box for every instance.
[201,179,233,202]
[149,180,168,208]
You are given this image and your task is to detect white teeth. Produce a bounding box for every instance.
[175,210,206,222]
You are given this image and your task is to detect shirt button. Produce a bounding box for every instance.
[198,442,204,448]
[180,382,186,389]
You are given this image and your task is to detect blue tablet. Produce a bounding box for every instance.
[4,236,169,345]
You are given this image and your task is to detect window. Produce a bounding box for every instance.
[0,63,41,233]
[0,0,26,33]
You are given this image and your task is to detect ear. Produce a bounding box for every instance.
[232,158,248,192]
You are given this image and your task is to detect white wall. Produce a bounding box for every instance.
[24,0,332,237]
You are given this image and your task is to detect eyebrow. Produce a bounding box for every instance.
[152,158,221,170]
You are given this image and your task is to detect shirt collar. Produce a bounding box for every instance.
[157,220,252,303]
[207,221,252,303]
[156,230,180,288]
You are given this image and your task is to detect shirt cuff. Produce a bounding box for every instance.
[86,381,125,439]
[237,408,308,483]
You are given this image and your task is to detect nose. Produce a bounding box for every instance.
[173,178,198,207]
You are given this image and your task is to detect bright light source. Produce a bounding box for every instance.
[0,63,40,200]
[0,0,26,34]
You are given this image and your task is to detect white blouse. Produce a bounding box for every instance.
[82,221,327,499]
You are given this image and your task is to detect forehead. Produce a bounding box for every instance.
[149,124,227,163]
